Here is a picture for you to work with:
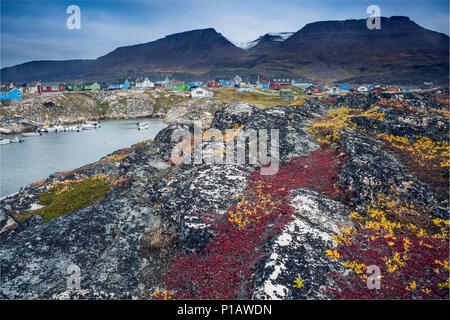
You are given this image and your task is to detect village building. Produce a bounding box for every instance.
[173,82,190,91]
[108,83,121,90]
[306,86,323,94]
[357,86,369,92]
[85,82,101,90]
[27,81,41,94]
[207,80,218,88]
[221,81,234,87]
[108,79,130,90]
[1,82,15,90]
[0,87,23,100]
[371,87,385,93]
[136,77,155,88]
[233,75,242,86]
[270,82,281,90]
[38,82,63,94]
[72,82,85,91]
[339,84,351,91]
[291,81,313,88]
[272,79,291,86]
[122,79,130,89]
[386,87,399,92]
[188,82,203,88]
[280,89,294,101]
[191,87,213,99]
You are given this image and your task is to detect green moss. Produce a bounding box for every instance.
[31,176,113,222]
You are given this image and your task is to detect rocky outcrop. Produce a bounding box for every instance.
[253,189,352,300]
[0,93,448,300]
[337,130,448,219]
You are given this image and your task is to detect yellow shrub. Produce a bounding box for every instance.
[308,106,384,143]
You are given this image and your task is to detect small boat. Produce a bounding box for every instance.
[0,138,11,145]
[82,121,100,130]
[86,121,100,127]
[52,125,65,133]
[64,125,82,132]
[37,126,49,133]
[10,136,24,143]
[82,123,96,130]
[137,122,149,130]
[21,132,40,137]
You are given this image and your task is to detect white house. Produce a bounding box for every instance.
[191,87,213,99]
[136,77,155,89]
[27,81,41,94]
[357,86,369,92]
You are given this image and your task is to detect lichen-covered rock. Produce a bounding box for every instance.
[150,164,254,250]
[252,189,352,300]
[212,102,259,130]
[242,104,325,161]
[0,199,151,299]
[338,130,447,219]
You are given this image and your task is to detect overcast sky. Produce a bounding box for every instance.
[1,0,449,68]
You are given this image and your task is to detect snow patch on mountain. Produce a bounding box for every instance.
[232,32,294,50]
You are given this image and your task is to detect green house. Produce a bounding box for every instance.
[173,83,189,91]
[85,82,100,91]
[280,89,294,101]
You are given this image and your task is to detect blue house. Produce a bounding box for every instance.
[339,84,351,91]
[188,82,203,88]
[108,84,121,90]
[122,79,130,89]
[0,88,23,100]
[221,81,234,87]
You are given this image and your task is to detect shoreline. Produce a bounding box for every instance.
[0,112,167,135]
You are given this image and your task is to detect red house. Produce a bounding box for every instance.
[273,78,291,86]
[306,86,323,94]
[371,87,385,93]
[386,87,399,92]
[270,82,281,90]
[207,81,218,88]
[38,82,63,94]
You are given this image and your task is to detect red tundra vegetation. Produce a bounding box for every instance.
[158,149,350,299]
[324,193,450,299]
[378,98,418,114]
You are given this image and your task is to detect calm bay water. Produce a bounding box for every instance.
[0,118,167,197]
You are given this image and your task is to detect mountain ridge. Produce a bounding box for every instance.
[1,17,448,84]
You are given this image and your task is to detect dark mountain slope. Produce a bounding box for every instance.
[247,16,449,81]
[82,28,246,78]
[0,60,94,83]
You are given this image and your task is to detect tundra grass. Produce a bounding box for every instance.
[30,176,113,222]
[213,88,305,108]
